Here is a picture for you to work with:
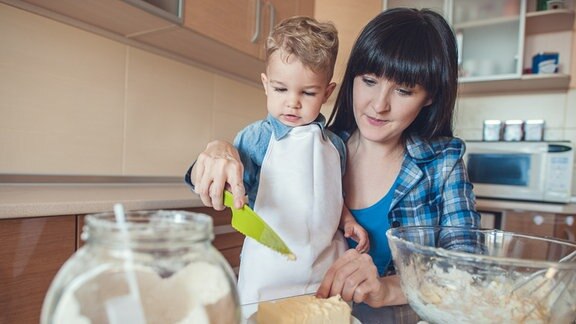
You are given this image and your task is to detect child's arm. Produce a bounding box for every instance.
[340,205,370,253]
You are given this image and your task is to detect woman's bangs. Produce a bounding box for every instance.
[356,33,437,92]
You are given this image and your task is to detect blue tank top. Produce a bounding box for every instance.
[346,179,398,276]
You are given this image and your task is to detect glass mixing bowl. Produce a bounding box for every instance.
[386,226,576,324]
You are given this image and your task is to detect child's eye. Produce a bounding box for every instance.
[303,91,317,96]
[273,87,287,92]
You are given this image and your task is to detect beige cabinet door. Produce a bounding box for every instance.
[314,0,383,89]
[259,0,314,57]
[0,216,76,324]
[184,0,265,58]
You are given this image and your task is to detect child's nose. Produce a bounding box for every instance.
[287,93,301,109]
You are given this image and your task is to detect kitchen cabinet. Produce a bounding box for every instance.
[0,216,76,324]
[4,0,180,36]
[501,210,556,259]
[182,0,265,59]
[314,0,383,103]
[554,213,576,242]
[2,0,312,84]
[499,209,576,260]
[384,0,575,94]
[183,0,312,60]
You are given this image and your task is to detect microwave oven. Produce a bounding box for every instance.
[463,141,574,203]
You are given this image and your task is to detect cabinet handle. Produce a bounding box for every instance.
[267,1,276,36]
[533,214,544,225]
[251,0,262,43]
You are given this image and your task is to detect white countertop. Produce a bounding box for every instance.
[0,183,203,219]
[476,198,576,214]
[1,183,576,219]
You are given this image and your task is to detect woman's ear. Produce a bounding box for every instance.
[322,82,337,104]
[261,73,269,95]
[423,97,433,108]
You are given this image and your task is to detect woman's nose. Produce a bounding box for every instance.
[372,87,391,113]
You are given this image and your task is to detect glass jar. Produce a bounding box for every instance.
[41,210,241,324]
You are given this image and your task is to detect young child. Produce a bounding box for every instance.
[218,16,367,305]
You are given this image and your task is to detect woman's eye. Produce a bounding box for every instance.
[396,88,413,96]
[361,76,377,86]
[273,87,287,92]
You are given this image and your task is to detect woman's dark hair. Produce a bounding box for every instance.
[327,8,458,141]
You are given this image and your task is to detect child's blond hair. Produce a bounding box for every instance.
[266,16,338,81]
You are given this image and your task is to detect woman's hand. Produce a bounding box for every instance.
[316,250,406,307]
[192,140,246,210]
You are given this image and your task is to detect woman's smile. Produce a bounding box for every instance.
[365,114,390,126]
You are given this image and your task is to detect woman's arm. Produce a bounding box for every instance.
[189,140,246,210]
[316,249,407,307]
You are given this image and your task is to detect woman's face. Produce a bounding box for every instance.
[352,74,432,144]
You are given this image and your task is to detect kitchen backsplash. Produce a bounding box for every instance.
[0,3,265,177]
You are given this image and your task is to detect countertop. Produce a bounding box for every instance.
[1,182,576,219]
[0,183,203,219]
[476,198,576,214]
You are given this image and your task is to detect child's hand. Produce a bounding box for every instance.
[343,222,370,253]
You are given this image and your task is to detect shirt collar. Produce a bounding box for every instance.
[267,113,328,140]
[405,135,440,162]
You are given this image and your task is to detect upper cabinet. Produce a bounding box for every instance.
[182,0,311,60]
[453,0,524,82]
[385,0,575,94]
[2,0,312,84]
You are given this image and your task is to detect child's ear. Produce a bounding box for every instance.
[322,82,337,104]
[260,73,269,95]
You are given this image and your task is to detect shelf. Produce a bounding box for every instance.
[526,9,575,35]
[453,15,520,30]
[458,73,571,95]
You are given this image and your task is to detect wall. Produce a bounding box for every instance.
[0,3,266,177]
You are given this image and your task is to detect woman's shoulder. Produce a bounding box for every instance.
[407,136,465,163]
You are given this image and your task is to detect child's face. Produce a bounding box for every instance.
[261,50,336,127]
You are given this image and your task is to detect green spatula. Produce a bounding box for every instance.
[223,191,296,260]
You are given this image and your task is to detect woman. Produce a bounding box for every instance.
[186,7,479,321]
[313,8,480,320]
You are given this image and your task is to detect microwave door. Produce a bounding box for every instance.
[467,151,545,201]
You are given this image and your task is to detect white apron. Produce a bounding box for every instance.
[237,124,347,305]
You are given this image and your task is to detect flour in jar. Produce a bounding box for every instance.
[53,261,233,324]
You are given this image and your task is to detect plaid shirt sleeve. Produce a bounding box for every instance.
[440,143,480,228]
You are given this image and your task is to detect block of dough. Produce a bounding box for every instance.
[256,294,351,324]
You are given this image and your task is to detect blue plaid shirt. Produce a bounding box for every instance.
[385,135,480,229]
[339,132,481,272]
